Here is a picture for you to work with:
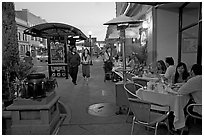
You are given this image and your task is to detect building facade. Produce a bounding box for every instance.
[15,16,30,57]
[15,9,47,57]
[107,2,202,69]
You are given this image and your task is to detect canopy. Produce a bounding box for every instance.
[103,14,143,25]
[24,22,88,40]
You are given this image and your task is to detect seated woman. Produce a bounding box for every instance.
[173,62,190,84]
[126,54,135,70]
[164,57,176,83]
[155,60,167,74]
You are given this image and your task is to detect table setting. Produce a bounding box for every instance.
[135,80,190,130]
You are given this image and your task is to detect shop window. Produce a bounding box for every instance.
[181,24,198,69]
[18,32,21,41]
[23,33,27,41]
[182,2,199,28]
[20,45,24,54]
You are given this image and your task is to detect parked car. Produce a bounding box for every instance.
[40,55,48,62]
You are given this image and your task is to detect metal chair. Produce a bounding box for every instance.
[123,82,143,99]
[133,78,149,87]
[123,82,143,122]
[186,103,202,119]
[128,98,170,135]
[181,103,202,135]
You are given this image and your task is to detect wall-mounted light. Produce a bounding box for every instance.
[142,21,149,29]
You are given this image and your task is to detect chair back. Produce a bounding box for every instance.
[128,98,151,123]
[124,82,143,99]
[187,104,202,119]
[133,79,149,87]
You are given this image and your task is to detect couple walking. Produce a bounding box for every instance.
[68,46,91,85]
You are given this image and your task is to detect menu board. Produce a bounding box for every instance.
[50,42,65,63]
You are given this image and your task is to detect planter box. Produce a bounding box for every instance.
[6,91,61,135]
[2,110,12,135]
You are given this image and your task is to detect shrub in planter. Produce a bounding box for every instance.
[2,2,36,107]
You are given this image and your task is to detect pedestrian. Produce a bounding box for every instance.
[103,47,113,73]
[23,51,33,67]
[67,46,81,85]
[81,48,91,85]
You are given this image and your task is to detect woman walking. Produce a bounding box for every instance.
[81,48,91,85]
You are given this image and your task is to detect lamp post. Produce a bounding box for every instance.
[88,31,93,65]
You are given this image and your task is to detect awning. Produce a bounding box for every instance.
[24,23,88,40]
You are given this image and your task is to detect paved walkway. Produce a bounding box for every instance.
[53,56,201,135]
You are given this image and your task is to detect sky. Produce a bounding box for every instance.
[14,2,116,41]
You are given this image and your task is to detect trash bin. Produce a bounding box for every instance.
[23,73,46,99]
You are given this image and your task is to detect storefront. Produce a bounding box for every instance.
[114,2,202,69]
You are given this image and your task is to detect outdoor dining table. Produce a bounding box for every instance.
[136,86,190,130]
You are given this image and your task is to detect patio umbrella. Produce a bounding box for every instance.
[103,14,143,25]
[24,22,87,40]
[132,2,171,6]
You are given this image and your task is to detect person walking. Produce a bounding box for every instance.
[23,51,33,67]
[81,48,91,85]
[103,47,113,81]
[67,46,81,85]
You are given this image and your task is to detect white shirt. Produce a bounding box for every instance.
[164,65,176,83]
[178,75,202,115]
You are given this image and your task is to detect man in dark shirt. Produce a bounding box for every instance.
[67,46,80,85]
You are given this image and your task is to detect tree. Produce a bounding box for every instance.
[2,3,36,104]
[2,2,19,101]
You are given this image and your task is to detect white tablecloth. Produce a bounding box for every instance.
[136,89,190,130]
[132,76,159,82]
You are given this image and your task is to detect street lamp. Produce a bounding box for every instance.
[88,31,93,65]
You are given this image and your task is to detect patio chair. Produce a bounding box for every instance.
[181,103,202,135]
[123,82,143,122]
[124,82,143,99]
[133,78,149,87]
[128,98,170,135]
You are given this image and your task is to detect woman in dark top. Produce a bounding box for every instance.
[81,48,91,85]
[173,62,189,84]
